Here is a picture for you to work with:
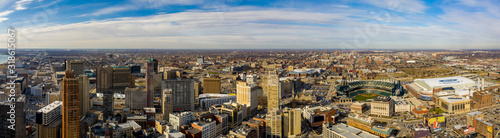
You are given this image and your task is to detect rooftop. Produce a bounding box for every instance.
[326,123,378,138]
[373,96,391,102]
[414,76,475,90]
[37,101,62,113]
[440,95,470,103]
[467,111,482,117]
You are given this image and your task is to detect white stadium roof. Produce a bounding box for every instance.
[414,76,475,90]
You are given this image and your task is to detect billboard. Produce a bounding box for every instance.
[488,126,493,133]
[424,116,446,131]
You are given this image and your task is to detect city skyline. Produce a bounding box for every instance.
[0,0,499,49]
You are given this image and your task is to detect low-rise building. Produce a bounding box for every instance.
[466,111,483,127]
[475,118,495,138]
[471,91,493,110]
[435,95,470,114]
[370,96,394,117]
[302,106,337,127]
[391,96,410,113]
[322,122,378,138]
[169,112,195,131]
[228,124,258,138]
[198,94,236,109]
[347,114,393,138]
[350,102,367,114]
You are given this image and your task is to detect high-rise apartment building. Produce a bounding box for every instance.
[66,60,85,76]
[36,101,62,125]
[162,79,195,111]
[266,72,281,109]
[203,77,221,94]
[266,108,282,138]
[283,107,302,137]
[36,101,62,138]
[78,75,90,117]
[62,70,80,138]
[236,81,259,116]
[162,89,173,120]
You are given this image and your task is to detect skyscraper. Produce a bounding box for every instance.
[194,80,202,100]
[62,70,80,138]
[266,108,282,138]
[146,58,159,107]
[162,89,173,120]
[203,77,221,94]
[266,71,281,109]
[96,66,113,93]
[283,107,302,137]
[78,75,89,117]
[96,66,135,93]
[66,60,85,76]
[124,87,147,110]
[36,101,62,138]
[162,79,195,111]
[0,95,26,138]
[112,66,135,92]
[236,81,259,116]
[102,91,114,120]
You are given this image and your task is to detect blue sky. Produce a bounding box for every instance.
[1,0,500,49]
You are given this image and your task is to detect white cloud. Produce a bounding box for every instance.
[11,7,493,49]
[79,5,135,17]
[0,10,13,16]
[361,0,427,13]
[0,17,8,22]
[14,0,33,10]
[0,10,13,23]
[83,0,204,17]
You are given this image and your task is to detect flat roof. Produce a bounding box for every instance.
[414,76,475,89]
[329,124,378,138]
[37,101,62,113]
[467,111,482,117]
[440,95,470,103]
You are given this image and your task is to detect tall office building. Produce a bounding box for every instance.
[78,75,90,117]
[146,58,159,107]
[124,87,147,110]
[102,91,114,120]
[203,77,221,94]
[0,95,26,138]
[112,66,135,91]
[96,66,135,93]
[36,101,62,138]
[162,79,195,111]
[66,60,85,76]
[266,108,282,138]
[162,89,173,120]
[283,108,302,137]
[236,81,259,116]
[194,80,202,100]
[96,66,113,93]
[266,72,281,109]
[62,70,80,138]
